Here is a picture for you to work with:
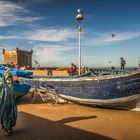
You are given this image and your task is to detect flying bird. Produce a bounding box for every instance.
[34,60,39,65]
[111,33,116,38]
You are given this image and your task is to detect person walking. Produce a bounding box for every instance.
[0,69,18,136]
[120,57,126,70]
[139,58,140,69]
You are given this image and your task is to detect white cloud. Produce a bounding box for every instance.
[27,0,49,3]
[0,1,40,27]
[0,1,23,11]
[32,44,77,66]
[84,31,140,46]
[25,28,76,41]
[1,26,140,46]
[106,32,140,42]
[12,16,41,23]
[0,35,20,40]
[0,42,77,66]
[0,27,76,42]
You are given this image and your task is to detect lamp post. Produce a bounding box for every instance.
[76,9,84,75]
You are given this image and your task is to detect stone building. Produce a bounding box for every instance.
[3,48,33,68]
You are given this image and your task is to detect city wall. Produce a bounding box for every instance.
[28,70,69,76]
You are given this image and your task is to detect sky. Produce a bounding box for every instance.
[0,0,140,68]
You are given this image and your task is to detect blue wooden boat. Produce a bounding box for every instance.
[13,81,31,98]
[0,78,31,98]
[0,68,31,98]
[19,70,140,109]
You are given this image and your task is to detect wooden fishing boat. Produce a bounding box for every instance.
[13,81,31,98]
[19,70,140,109]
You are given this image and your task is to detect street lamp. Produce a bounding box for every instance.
[76,9,84,75]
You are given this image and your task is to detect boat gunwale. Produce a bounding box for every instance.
[19,70,140,81]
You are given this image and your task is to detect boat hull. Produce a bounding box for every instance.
[59,94,140,109]
[19,71,140,109]
[13,81,31,98]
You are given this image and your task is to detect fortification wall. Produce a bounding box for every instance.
[28,70,69,76]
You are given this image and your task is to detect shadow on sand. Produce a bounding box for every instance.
[17,93,46,105]
[0,112,114,140]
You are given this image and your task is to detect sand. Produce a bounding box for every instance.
[0,94,140,140]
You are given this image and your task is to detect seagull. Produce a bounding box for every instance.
[78,9,80,13]
[77,9,84,13]
[34,60,39,65]
[111,33,116,38]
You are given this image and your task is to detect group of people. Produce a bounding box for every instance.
[68,57,127,76]
[0,57,137,137]
[68,63,77,75]
[68,63,88,76]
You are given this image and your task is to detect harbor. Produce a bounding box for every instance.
[0,0,140,139]
[0,94,139,140]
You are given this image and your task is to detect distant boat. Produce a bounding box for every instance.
[19,70,140,110]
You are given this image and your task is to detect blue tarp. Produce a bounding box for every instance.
[0,68,33,77]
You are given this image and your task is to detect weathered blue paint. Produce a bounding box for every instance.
[13,81,31,97]
[19,71,140,109]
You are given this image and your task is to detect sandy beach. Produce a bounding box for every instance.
[0,94,140,140]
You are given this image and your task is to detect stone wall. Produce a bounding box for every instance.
[29,70,69,76]
[2,48,33,68]
[3,50,17,65]
[17,49,33,68]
